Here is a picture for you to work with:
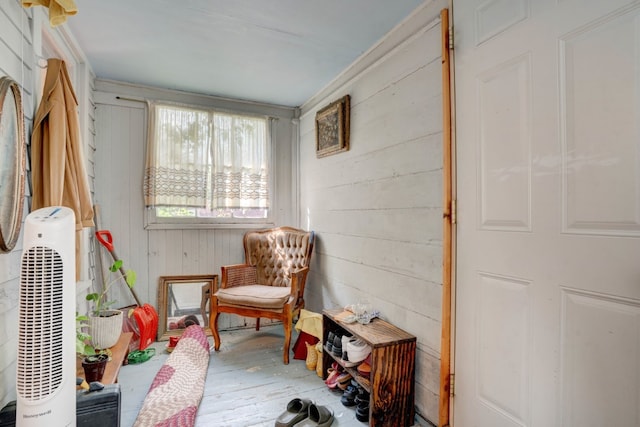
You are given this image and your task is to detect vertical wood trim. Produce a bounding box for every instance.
[439,7,453,427]
[292,114,301,228]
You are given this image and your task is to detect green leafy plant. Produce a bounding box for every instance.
[76,313,96,357]
[76,313,114,360]
[86,259,137,316]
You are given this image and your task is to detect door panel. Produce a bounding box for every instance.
[477,53,532,232]
[560,9,640,236]
[453,0,640,426]
[561,289,640,426]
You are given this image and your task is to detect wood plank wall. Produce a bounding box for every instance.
[298,1,448,423]
[0,1,98,408]
[0,0,34,409]
[93,82,297,331]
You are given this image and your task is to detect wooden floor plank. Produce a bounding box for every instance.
[119,325,433,426]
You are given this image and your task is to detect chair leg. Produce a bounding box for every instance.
[200,284,210,326]
[255,318,260,331]
[210,311,221,351]
[282,311,292,365]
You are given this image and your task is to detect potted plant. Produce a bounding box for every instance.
[85,259,137,349]
[76,313,109,383]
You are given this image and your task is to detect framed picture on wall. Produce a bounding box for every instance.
[315,94,350,158]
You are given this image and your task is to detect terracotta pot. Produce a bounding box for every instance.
[89,309,123,349]
[81,353,109,383]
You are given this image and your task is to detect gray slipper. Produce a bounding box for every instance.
[275,398,312,427]
[293,403,334,427]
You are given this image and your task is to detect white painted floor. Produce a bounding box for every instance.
[118,325,432,427]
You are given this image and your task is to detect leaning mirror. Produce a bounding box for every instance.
[157,275,218,341]
[0,77,26,253]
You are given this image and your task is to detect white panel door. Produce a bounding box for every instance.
[454,1,640,426]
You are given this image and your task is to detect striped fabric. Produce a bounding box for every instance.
[134,325,210,427]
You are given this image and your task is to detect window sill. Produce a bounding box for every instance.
[143,221,276,231]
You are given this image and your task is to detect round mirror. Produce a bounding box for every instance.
[0,77,26,252]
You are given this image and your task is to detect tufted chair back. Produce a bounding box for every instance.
[244,227,314,287]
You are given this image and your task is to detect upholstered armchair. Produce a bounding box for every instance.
[210,226,315,364]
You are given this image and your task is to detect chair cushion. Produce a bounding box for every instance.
[215,285,291,309]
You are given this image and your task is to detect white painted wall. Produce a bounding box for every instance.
[92,80,298,331]
[0,0,96,409]
[0,2,33,408]
[299,1,447,423]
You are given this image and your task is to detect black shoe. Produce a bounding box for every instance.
[332,335,342,357]
[326,331,335,353]
[354,385,369,407]
[355,401,369,422]
[340,385,358,407]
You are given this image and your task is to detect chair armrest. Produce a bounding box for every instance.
[289,266,310,305]
[220,264,258,289]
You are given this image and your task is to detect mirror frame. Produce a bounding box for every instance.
[156,274,218,341]
[0,77,26,253]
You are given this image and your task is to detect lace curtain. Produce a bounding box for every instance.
[209,114,268,209]
[144,102,269,210]
[144,102,211,207]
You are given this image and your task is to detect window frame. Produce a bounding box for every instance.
[143,103,276,230]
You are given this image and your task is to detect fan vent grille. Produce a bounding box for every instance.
[17,246,65,401]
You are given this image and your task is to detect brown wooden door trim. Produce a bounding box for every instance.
[439,7,454,427]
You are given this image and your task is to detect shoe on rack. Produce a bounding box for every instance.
[336,372,352,390]
[354,387,369,407]
[341,335,354,352]
[325,362,345,389]
[326,332,335,353]
[340,384,358,407]
[343,339,371,367]
[355,400,369,422]
[331,335,342,358]
[356,353,372,378]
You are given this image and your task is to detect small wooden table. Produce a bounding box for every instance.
[76,332,133,385]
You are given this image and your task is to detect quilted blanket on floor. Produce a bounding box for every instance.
[134,325,210,427]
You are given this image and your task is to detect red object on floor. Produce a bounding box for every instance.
[292,331,319,360]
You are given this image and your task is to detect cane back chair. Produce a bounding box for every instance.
[210,226,315,364]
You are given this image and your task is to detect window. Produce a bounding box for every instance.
[144,102,271,227]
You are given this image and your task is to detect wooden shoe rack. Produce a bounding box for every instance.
[322,309,417,427]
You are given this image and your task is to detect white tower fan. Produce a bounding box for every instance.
[16,206,76,427]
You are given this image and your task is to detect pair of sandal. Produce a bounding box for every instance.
[324,362,351,390]
[274,398,334,427]
[357,354,371,378]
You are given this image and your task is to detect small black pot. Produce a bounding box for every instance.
[81,353,109,383]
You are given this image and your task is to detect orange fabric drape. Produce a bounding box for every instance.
[31,58,94,277]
